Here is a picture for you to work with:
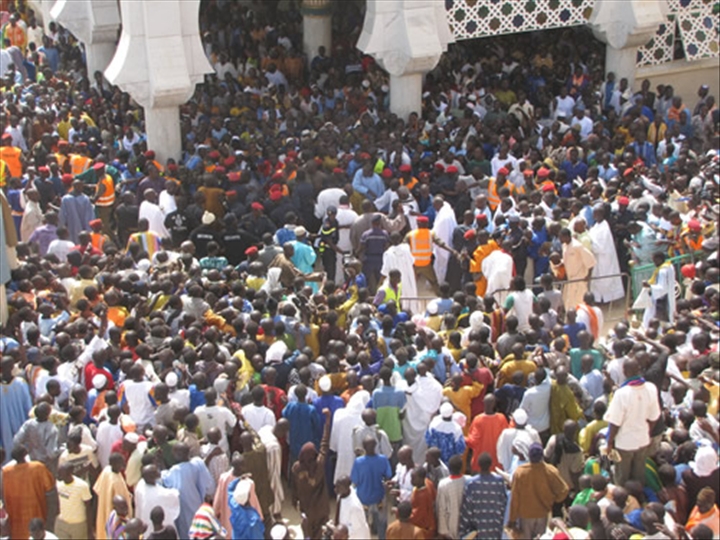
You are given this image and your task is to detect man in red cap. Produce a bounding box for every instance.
[681,219,704,253]
[242,201,277,241]
[398,164,418,191]
[144,150,165,173]
[404,215,459,295]
[92,162,116,236]
[88,218,111,252]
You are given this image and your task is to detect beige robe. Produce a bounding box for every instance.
[562,238,596,310]
[93,467,132,540]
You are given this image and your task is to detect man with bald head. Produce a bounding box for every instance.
[105,495,130,539]
[161,442,216,538]
[465,394,509,472]
[605,357,661,486]
[138,188,171,240]
[134,464,180,532]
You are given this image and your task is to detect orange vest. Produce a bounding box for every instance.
[488,179,518,210]
[90,232,106,252]
[95,174,115,206]
[400,176,418,191]
[409,228,433,267]
[55,153,70,172]
[70,154,91,176]
[0,146,22,178]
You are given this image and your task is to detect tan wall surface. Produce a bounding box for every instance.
[636,57,720,106]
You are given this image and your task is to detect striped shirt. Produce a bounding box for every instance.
[189,502,227,540]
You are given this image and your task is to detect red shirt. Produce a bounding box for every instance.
[84,362,115,392]
[261,384,288,420]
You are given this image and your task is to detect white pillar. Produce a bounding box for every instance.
[105,0,212,163]
[85,40,118,80]
[303,13,332,60]
[144,107,182,165]
[50,0,120,76]
[390,73,422,120]
[605,46,640,89]
[590,0,667,86]
[357,0,453,122]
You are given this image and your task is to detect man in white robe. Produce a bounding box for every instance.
[315,187,345,220]
[642,253,676,329]
[335,200,359,283]
[335,478,371,540]
[483,243,514,299]
[589,207,624,302]
[20,189,43,243]
[138,189,170,239]
[560,228,596,310]
[330,391,370,484]
[401,364,443,461]
[258,422,286,516]
[381,235,419,314]
[432,197,457,285]
[134,464,181,529]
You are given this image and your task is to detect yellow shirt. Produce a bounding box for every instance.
[443,382,484,426]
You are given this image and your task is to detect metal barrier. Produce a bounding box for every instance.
[401,272,632,323]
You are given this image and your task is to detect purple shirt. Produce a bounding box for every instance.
[28,224,58,256]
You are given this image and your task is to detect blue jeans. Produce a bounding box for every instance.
[366,502,388,540]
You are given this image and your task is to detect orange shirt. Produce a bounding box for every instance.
[410,479,437,539]
[0,146,22,177]
[465,412,509,471]
[2,461,55,539]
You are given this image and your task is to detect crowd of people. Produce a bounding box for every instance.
[1,0,719,539]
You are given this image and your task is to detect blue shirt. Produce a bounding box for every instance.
[352,169,385,200]
[351,454,392,505]
[313,394,345,425]
[282,401,321,457]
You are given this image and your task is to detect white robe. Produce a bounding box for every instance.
[315,188,346,219]
[335,206,359,283]
[134,480,181,528]
[381,243,419,314]
[139,200,170,239]
[21,199,43,243]
[158,190,177,217]
[483,249,514,299]
[337,489,371,540]
[330,391,370,484]
[643,263,676,329]
[432,203,457,285]
[402,375,443,460]
[589,220,624,302]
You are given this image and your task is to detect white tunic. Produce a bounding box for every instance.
[642,263,676,329]
[330,391,370,483]
[402,375,443,460]
[134,480,181,528]
[337,488,371,540]
[139,200,170,239]
[381,243,419,313]
[432,202,457,285]
[483,249,514,298]
[589,220,624,302]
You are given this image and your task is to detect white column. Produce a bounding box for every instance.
[590,0,667,86]
[303,13,332,60]
[105,0,212,163]
[605,46,640,89]
[390,73,422,120]
[85,40,118,79]
[357,0,453,122]
[144,106,182,165]
[50,0,120,75]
